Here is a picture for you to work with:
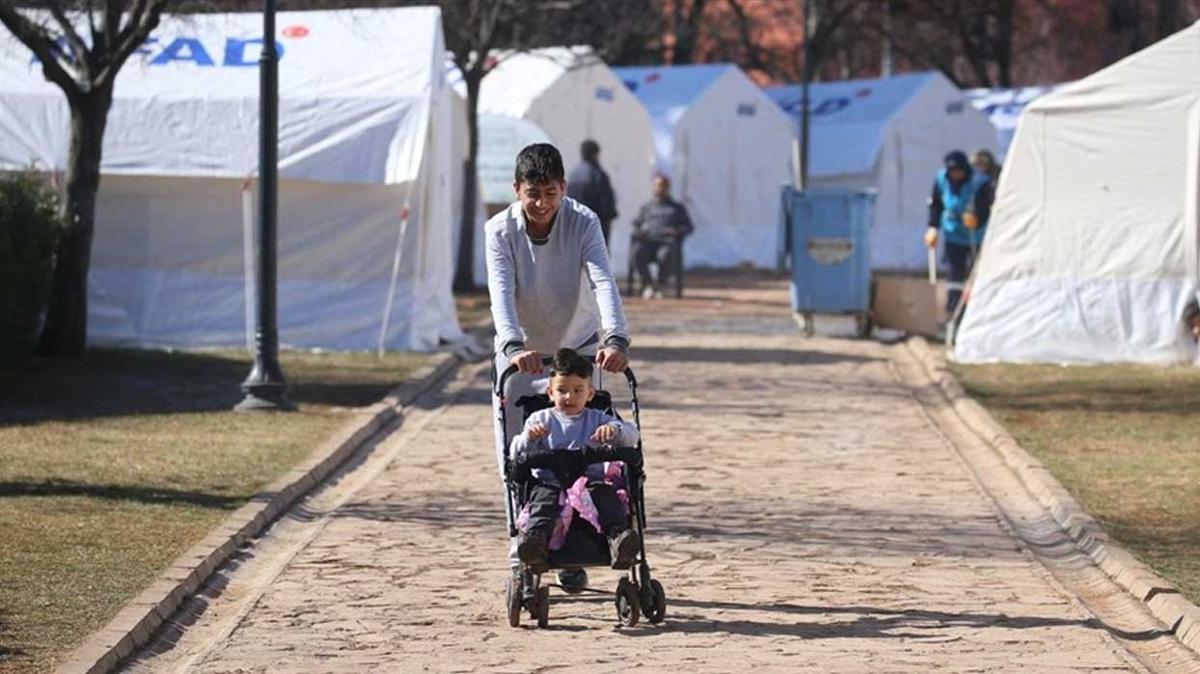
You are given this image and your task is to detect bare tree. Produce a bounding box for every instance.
[420,0,662,290]
[438,1,517,292]
[0,1,172,356]
[665,0,711,64]
[1105,0,1146,61]
[885,0,1019,87]
[559,0,664,65]
[430,0,637,291]
[1156,0,1187,37]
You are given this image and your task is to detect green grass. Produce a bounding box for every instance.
[0,347,427,673]
[954,362,1200,604]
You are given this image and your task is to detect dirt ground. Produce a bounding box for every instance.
[120,283,1200,673]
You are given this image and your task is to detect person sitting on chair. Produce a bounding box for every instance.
[631,174,693,298]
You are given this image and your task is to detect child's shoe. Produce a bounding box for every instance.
[517,530,549,573]
[609,529,641,569]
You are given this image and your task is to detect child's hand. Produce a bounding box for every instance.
[591,423,618,444]
[527,423,549,440]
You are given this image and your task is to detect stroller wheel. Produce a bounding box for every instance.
[615,577,641,627]
[641,579,667,624]
[535,586,550,628]
[505,570,522,628]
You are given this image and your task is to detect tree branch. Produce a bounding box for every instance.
[0,3,82,98]
[101,0,166,88]
[43,1,92,80]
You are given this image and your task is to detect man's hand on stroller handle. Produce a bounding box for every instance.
[595,347,628,373]
[510,350,544,375]
[509,348,625,375]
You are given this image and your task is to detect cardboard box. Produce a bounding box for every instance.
[872,273,947,337]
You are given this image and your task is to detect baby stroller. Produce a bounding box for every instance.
[495,362,667,628]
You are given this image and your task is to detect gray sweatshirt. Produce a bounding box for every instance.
[509,407,640,485]
[485,197,630,359]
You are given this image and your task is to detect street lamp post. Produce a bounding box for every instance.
[800,0,814,190]
[236,0,292,412]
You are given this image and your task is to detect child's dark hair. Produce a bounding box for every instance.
[549,348,593,379]
[514,143,565,184]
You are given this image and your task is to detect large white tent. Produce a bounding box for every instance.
[966,85,1060,160]
[955,21,1200,364]
[475,47,655,278]
[615,64,794,269]
[0,8,462,351]
[767,72,998,271]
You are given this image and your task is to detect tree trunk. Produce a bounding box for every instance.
[38,85,114,356]
[1157,0,1184,38]
[996,0,1015,88]
[452,71,483,293]
[671,0,705,64]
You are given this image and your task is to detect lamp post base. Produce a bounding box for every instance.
[235,388,295,412]
[235,364,294,412]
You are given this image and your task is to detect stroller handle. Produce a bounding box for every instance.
[495,359,638,396]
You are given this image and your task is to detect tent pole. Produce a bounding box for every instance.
[378,203,411,358]
[236,0,292,412]
[241,177,255,352]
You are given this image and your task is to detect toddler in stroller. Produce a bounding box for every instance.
[497,349,667,627]
[510,348,642,572]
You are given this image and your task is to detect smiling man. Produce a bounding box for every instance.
[485,143,631,586]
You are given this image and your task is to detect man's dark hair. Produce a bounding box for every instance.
[515,143,565,184]
[549,348,593,379]
[580,139,600,161]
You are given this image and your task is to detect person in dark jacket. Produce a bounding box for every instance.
[925,150,994,316]
[567,139,618,247]
[631,174,693,298]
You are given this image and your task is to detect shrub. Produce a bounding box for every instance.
[0,171,62,360]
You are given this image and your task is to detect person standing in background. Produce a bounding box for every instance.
[567,139,618,248]
[924,150,995,319]
[972,149,1001,186]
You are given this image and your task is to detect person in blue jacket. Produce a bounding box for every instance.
[924,150,995,317]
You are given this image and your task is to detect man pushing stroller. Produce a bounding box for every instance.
[485,142,631,584]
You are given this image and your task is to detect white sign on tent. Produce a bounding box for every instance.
[0,8,463,351]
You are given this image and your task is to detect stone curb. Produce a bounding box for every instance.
[903,336,1200,655]
[58,321,493,674]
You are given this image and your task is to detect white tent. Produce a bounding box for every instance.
[615,64,794,268]
[476,47,655,277]
[966,85,1060,160]
[955,21,1200,364]
[0,8,461,351]
[767,72,998,271]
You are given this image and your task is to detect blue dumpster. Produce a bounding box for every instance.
[781,187,875,337]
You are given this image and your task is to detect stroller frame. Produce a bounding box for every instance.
[494,362,667,628]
